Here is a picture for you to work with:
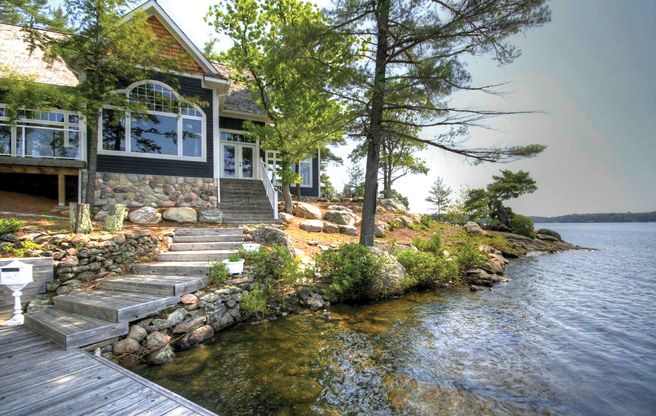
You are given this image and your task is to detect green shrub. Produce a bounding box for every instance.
[396,249,460,289]
[227,252,242,262]
[1,240,41,257]
[207,261,229,286]
[412,233,442,255]
[486,235,511,252]
[510,214,536,238]
[314,243,383,303]
[420,214,434,228]
[453,239,486,272]
[241,283,269,317]
[0,218,23,235]
[243,244,300,283]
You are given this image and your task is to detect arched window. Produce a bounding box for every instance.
[100,81,205,160]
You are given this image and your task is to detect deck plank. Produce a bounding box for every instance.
[0,326,217,416]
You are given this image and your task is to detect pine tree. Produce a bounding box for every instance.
[426,177,452,215]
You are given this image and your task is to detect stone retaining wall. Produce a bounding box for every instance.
[94,172,218,209]
[103,275,252,366]
[0,231,170,296]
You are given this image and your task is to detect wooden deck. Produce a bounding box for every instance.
[0,326,217,416]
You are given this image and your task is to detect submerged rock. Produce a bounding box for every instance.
[177,325,214,350]
[147,345,175,365]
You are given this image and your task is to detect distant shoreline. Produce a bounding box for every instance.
[530,211,656,223]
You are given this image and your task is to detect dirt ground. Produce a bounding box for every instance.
[0,191,62,216]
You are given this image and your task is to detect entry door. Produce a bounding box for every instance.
[221,143,256,179]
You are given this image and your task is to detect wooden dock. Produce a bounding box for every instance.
[0,326,217,416]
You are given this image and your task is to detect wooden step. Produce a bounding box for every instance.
[24,308,128,349]
[172,234,244,243]
[53,290,179,323]
[223,219,279,225]
[130,261,211,276]
[174,227,243,236]
[97,275,207,296]
[156,249,237,262]
[170,241,243,251]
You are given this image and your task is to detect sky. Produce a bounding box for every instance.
[156,0,654,216]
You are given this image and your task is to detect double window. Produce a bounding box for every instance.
[0,105,82,159]
[265,150,313,188]
[99,81,205,160]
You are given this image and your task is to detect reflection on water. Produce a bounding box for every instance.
[136,223,656,416]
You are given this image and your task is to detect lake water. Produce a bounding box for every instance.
[136,223,656,416]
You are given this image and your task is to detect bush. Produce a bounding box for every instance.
[1,240,41,257]
[207,261,229,286]
[510,214,536,238]
[412,233,442,255]
[241,283,269,317]
[0,218,23,235]
[242,244,300,283]
[227,252,242,262]
[453,239,486,272]
[396,249,460,289]
[420,214,434,228]
[314,243,383,303]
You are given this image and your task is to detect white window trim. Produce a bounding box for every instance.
[97,80,207,162]
[264,149,313,188]
[298,157,313,188]
[218,128,259,180]
[0,104,85,160]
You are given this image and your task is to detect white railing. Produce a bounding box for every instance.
[258,158,279,219]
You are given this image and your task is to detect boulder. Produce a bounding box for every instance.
[323,222,340,234]
[177,325,214,350]
[482,258,505,275]
[127,325,147,342]
[374,223,386,238]
[147,345,175,365]
[113,338,141,355]
[252,226,294,252]
[293,202,322,219]
[166,308,188,327]
[163,207,198,223]
[180,293,198,304]
[299,220,324,233]
[279,212,295,224]
[128,207,162,225]
[338,224,358,236]
[173,316,207,334]
[464,221,488,236]
[364,248,408,300]
[323,210,358,226]
[327,205,353,213]
[537,228,562,241]
[298,288,327,310]
[198,208,223,224]
[399,216,415,227]
[144,331,171,351]
[379,198,406,212]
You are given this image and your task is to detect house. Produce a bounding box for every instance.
[0,0,323,223]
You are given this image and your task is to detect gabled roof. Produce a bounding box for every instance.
[0,23,78,87]
[128,0,223,78]
[213,63,266,118]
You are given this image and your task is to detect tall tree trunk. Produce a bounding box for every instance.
[360,0,390,246]
[84,119,99,209]
[281,160,294,214]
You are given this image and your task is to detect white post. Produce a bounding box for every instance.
[1,260,33,326]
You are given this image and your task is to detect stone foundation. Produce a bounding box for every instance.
[94,173,218,208]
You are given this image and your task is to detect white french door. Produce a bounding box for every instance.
[221,142,256,179]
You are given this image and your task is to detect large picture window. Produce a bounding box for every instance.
[0,106,82,159]
[99,81,206,160]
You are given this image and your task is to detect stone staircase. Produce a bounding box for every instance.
[25,227,244,350]
[218,178,278,224]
